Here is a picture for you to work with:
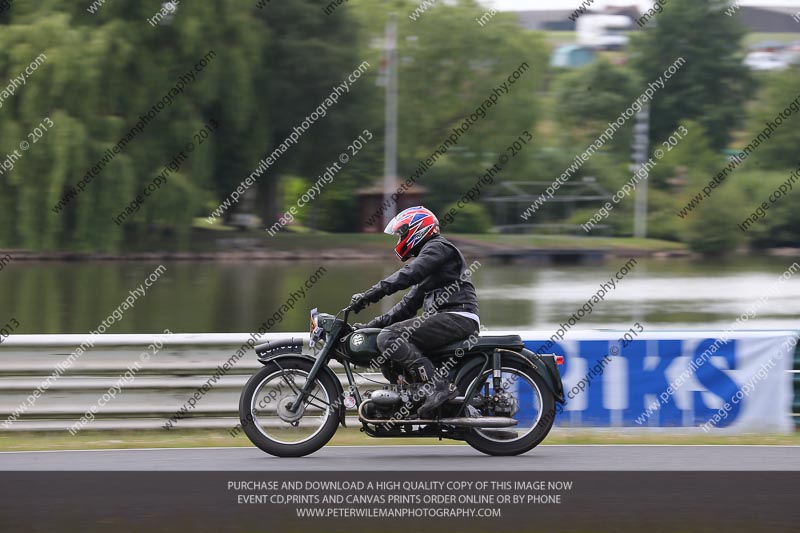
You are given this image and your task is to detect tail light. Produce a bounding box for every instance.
[556,355,565,366]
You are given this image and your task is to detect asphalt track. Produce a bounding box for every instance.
[0,444,798,470]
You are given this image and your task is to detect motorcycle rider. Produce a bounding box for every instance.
[350,206,480,418]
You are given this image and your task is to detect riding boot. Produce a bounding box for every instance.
[414,358,455,419]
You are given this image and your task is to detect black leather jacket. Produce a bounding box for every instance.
[363,236,479,328]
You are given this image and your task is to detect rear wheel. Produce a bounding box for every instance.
[238,358,340,457]
[456,359,556,456]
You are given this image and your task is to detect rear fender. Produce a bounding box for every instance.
[256,351,347,428]
[520,348,565,403]
[453,349,565,404]
[453,355,490,388]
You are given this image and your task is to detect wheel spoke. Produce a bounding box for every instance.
[249,369,332,446]
[270,366,331,411]
[280,373,300,394]
[299,395,331,412]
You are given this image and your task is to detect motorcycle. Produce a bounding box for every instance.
[238,305,565,457]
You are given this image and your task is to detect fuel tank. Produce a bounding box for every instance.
[345,328,382,367]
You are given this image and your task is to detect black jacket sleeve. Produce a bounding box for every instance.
[366,285,425,329]
[362,241,450,302]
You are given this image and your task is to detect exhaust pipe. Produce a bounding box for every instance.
[358,401,517,428]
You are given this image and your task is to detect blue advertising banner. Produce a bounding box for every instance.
[509,330,797,432]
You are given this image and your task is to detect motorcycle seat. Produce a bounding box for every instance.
[427,335,524,356]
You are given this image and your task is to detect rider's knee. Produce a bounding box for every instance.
[376,328,399,352]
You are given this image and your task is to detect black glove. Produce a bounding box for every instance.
[350,293,368,313]
[351,288,381,313]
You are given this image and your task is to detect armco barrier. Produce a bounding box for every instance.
[795,341,800,428]
[0,331,797,432]
[0,333,380,432]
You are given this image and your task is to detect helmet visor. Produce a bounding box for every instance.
[383,214,408,238]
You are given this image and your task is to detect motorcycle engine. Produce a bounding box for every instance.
[363,384,424,420]
[370,389,402,407]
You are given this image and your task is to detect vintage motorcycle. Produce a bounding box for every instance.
[238,306,565,457]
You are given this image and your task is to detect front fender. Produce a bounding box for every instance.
[255,337,304,360]
[255,350,347,428]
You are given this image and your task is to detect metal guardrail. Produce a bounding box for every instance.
[1,333,797,432]
[0,333,387,432]
[794,342,800,429]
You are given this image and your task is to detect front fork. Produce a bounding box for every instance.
[285,325,361,417]
[285,339,334,414]
[285,353,357,429]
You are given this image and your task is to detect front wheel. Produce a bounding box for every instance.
[457,359,556,456]
[238,357,340,457]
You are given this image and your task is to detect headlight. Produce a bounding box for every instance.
[309,308,318,336]
[309,308,324,347]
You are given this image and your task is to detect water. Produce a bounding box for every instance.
[0,257,797,335]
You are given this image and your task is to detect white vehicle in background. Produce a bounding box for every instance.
[744,51,789,71]
[576,14,633,50]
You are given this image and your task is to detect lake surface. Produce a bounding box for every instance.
[0,257,798,335]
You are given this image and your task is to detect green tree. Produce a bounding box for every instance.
[0,3,269,250]
[255,0,376,230]
[0,1,371,249]
[672,123,746,254]
[540,60,641,228]
[630,0,754,150]
[349,0,548,228]
[746,68,800,170]
[441,202,492,233]
[735,170,800,248]
[552,59,640,156]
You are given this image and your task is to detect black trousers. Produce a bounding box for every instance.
[376,313,479,379]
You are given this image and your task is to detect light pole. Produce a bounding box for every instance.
[378,13,399,229]
[632,104,650,238]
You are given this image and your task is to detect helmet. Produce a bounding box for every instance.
[383,206,440,261]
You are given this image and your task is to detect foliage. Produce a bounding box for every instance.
[734,169,800,248]
[0,1,365,250]
[441,202,492,233]
[551,59,640,156]
[746,67,800,170]
[629,0,754,150]
[0,4,267,249]
[347,0,549,225]
[646,189,682,242]
[0,0,797,252]
[671,123,746,254]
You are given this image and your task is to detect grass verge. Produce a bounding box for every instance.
[1,428,797,452]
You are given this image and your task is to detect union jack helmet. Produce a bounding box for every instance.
[383,206,440,261]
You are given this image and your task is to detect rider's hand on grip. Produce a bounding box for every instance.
[350,293,368,313]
